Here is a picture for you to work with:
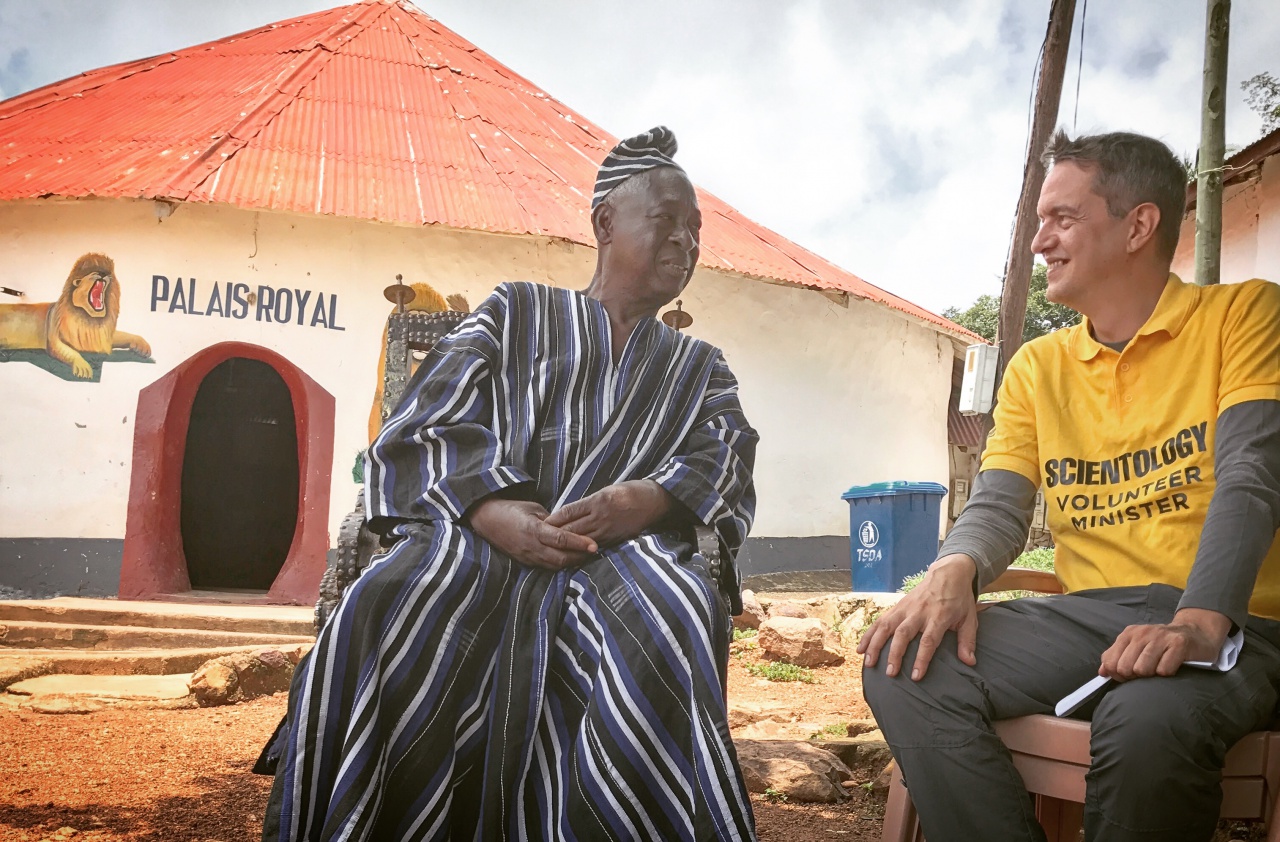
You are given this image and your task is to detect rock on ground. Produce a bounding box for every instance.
[818,730,892,774]
[767,602,810,619]
[727,699,794,729]
[735,718,825,741]
[757,616,845,667]
[756,594,848,625]
[846,728,892,771]
[735,740,854,803]
[846,719,879,737]
[190,648,297,706]
[838,607,867,649]
[873,759,896,796]
[734,589,767,630]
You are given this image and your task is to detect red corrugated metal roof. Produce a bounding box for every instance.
[948,405,988,448]
[0,0,978,340]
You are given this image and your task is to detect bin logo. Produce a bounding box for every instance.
[858,521,880,548]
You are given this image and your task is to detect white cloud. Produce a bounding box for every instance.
[1,0,1277,312]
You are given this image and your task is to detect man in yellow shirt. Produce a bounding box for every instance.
[859,130,1280,842]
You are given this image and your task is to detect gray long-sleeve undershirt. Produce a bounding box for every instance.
[937,467,1037,592]
[940,400,1280,629]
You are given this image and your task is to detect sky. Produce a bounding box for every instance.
[0,0,1277,314]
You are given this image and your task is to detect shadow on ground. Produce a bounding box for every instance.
[0,761,271,841]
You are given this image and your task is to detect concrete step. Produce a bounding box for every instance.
[0,597,315,636]
[7,673,193,701]
[0,642,312,680]
[0,618,313,651]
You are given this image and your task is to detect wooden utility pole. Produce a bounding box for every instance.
[1194,0,1230,286]
[995,0,1077,373]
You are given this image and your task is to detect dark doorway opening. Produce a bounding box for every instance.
[181,357,299,591]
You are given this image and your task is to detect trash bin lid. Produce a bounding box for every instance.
[841,481,948,500]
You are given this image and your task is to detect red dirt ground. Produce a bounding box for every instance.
[0,650,882,841]
[1,648,1255,841]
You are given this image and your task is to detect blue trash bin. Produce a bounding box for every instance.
[841,481,948,592]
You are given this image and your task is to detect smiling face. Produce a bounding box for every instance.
[598,167,702,309]
[1030,161,1138,313]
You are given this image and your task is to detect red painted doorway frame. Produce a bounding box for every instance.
[120,342,334,604]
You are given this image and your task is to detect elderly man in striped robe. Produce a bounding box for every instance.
[263,127,759,841]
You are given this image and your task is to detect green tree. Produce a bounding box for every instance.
[943,264,1080,343]
[1242,71,1280,134]
[942,293,999,342]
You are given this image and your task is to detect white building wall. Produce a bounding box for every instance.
[0,197,954,552]
[677,274,953,537]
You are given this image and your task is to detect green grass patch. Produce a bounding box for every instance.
[744,661,817,684]
[900,548,1057,600]
[732,627,758,641]
[809,722,850,740]
[899,571,926,593]
[1015,547,1055,571]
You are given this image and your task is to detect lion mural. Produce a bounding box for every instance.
[366,282,469,442]
[0,253,151,379]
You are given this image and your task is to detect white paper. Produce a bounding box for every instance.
[1054,629,1244,717]
[1055,674,1111,717]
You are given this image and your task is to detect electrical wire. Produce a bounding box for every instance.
[1073,0,1088,131]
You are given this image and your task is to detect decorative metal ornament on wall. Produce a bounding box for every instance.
[384,274,416,313]
[661,299,693,332]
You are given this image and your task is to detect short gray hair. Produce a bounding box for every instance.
[1041,129,1186,261]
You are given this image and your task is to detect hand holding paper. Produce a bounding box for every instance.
[1056,629,1244,717]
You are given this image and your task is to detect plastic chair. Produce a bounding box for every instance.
[880,567,1280,842]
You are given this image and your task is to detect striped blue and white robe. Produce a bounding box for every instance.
[270,282,759,841]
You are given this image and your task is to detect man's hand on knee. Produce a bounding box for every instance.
[856,554,980,681]
[1099,608,1231,681]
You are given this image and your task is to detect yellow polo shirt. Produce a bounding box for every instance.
[983,275,1280,620]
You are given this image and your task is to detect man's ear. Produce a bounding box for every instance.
[1127,203,1161,254]
[592,202,613,245]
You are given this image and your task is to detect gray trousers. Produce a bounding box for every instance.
[863,585,1280,842]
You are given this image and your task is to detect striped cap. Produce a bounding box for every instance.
[591,126,684,210]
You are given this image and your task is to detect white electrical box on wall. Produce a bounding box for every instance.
[959,343,998,415]
[951,478,970,518]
